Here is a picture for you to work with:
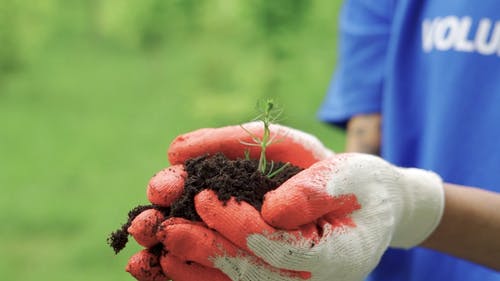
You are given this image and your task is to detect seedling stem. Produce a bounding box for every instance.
[240,99,289,178]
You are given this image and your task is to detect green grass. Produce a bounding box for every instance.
[0,3,344,280]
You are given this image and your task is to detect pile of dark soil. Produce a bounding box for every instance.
[108,153,302,254]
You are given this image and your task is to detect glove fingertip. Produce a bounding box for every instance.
[147,165,186,207]
[128,209,165,248]
[157,219,241,269]
[262,185,330,229]
[167,127,246,164]
[195,189,276,250]
[126,249,168,281]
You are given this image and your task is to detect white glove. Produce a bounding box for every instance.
[155,127,444,281]
[248,153,445,280]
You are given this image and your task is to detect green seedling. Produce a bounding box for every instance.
[240,99,290,178]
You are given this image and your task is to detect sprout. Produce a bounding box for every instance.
[240,98,289,178]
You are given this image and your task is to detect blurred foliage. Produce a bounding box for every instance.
[0,1,344,281]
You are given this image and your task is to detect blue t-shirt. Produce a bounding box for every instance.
[318,0,500,280]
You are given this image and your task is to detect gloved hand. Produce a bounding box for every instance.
[125,122,333,281]
[145,120,334,208]
[128,123,445,281]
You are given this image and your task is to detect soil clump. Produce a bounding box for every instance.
[108,152,302,254]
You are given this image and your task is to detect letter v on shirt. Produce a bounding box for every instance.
[422,16,500,56]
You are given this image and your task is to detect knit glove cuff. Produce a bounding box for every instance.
[389,167,445,248]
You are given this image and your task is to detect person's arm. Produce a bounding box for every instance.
[345,113,381,155]
[421,183,500,270]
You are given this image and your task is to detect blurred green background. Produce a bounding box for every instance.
[0,1,345,280]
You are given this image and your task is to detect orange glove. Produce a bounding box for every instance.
[125,122,333,281]
[185,154,443,281]
[126,122,444,281]
[151,124,443,280]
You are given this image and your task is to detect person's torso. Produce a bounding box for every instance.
[374,0,500,280]
[383,0,500,190]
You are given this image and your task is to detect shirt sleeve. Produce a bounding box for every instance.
[318,0,395,128]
